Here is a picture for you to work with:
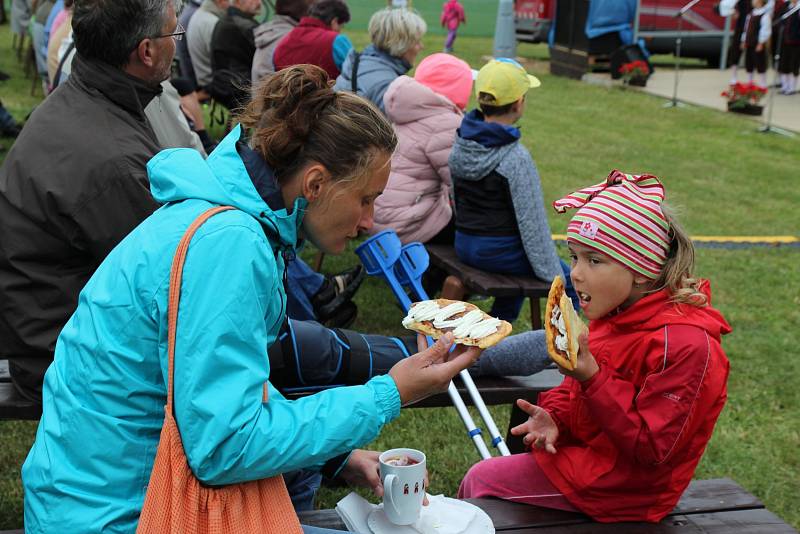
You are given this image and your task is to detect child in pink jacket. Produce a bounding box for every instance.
[441,0,466,53]
[372,53,473,245]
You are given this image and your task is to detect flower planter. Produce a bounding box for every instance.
[726,102,763,116]
[628,76,648,87]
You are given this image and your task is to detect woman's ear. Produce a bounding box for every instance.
[301,163,331,202]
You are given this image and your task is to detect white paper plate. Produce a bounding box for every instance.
[366,498,494,534]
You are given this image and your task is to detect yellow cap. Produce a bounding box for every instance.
[475,58,541,106]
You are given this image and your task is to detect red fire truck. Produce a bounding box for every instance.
[515,0,730,65]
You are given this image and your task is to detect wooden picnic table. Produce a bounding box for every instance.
[0,478,795,534]
[296,478,798,533]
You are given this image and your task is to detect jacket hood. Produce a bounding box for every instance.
[385,75,461,125]
[449,111,520,181]
[146,124,306,249]
[339,44,410,82]
[596,281,732,340]
[458,109,521,147]
[254,15,298,48]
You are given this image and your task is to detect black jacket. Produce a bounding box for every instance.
[209,7,257,109]
[0,54,162,378]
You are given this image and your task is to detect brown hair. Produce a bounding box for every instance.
[649,204,707,307]
[478,93,514,117]
[238,65,396,190]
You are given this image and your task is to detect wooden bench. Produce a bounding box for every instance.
[0,359,41,421]
[296,478,798,533]
[285,368,564,454]
[425,244,552,330]
[0,356,563,452]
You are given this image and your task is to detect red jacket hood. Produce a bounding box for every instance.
[591,280,732,340]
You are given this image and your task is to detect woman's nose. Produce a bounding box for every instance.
[358,207,374,233]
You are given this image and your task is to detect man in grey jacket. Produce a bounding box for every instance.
[0,0,181,401]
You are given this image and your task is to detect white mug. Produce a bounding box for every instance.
[379,448,427,525]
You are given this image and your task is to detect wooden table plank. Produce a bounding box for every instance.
[298,479,771,532]
[407,369,563,409]
[499,509,798,533]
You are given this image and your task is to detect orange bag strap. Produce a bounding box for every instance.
[166,206,236,410]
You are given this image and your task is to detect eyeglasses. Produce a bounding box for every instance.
[154,22,186,41]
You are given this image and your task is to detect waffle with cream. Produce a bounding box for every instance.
[402,299,512,349]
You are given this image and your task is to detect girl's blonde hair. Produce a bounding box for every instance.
[650,204,707,306]
[368,8,427,57]
[238,65,397,191]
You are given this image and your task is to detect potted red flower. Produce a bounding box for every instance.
[618,60,651,87]
[721,82,767,115]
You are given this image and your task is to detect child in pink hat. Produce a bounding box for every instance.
[372,53,473,245]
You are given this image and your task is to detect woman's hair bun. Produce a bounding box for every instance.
[239,64,396,186]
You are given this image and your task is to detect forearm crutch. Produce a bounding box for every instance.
[355,230,511,459]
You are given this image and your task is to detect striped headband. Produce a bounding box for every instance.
[553,170,671,279]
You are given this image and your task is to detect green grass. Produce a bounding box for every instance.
[2,9,800,532]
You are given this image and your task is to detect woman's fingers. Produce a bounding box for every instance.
[416,333,429,353]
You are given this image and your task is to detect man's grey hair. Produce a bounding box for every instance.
[73,0,181,68]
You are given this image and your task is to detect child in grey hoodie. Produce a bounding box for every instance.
[449,59,578,322]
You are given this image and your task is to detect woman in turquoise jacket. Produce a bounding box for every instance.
[22,65,481,533]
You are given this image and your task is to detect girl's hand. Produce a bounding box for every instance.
[557,331,599,383]
[509,399,559,454]
[756,43,764,53]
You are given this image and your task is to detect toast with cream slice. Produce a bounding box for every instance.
[544,276,585,370]
[402,299,512,349]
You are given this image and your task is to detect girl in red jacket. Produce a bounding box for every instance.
[459,170,731,523]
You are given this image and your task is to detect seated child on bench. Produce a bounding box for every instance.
[449,58,577,322]
[459,171,731,523]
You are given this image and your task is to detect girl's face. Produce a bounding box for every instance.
[301,152,391,254]
[568,242,647,320]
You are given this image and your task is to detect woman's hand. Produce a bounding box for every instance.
[509,399,559,454]
[389,333,482,406]
[338,449,430,504]
[338,450,383,496]
[556,331,599,383]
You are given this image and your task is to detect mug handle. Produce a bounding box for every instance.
[383,474,401,518]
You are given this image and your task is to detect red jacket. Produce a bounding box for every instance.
[535,281,731,522]
[273,17,340,79]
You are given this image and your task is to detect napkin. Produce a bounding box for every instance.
[335,492,478,534]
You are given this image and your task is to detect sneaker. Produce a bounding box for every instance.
[314,265,365,319]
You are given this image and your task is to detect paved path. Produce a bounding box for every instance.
[585,67,800,134]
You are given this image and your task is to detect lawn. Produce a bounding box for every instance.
[1,5,799,532]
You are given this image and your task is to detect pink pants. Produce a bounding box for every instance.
[458,453,579,512]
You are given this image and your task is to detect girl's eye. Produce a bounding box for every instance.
[589,257,601,265]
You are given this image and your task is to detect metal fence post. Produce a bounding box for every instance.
[493,0,517,58]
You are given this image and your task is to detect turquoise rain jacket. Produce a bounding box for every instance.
[22,126,401,533]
